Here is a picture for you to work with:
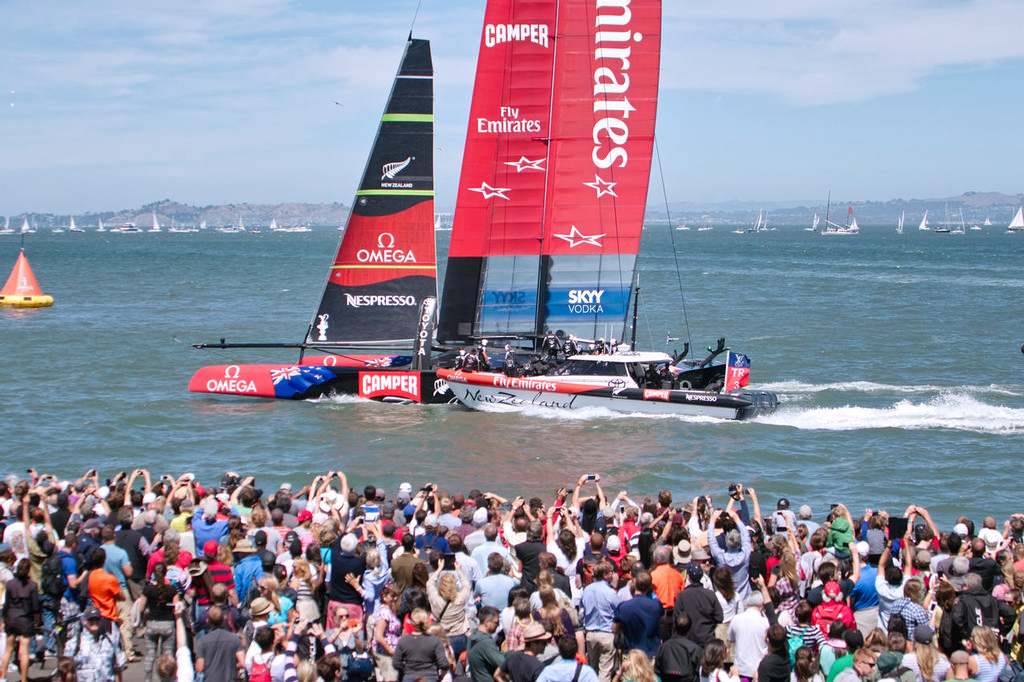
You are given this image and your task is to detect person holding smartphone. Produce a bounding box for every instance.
[426,561,471,660]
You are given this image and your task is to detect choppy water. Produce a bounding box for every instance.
[2,225,1023,527]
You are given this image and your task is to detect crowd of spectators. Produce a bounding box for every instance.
[0,469,1022,682]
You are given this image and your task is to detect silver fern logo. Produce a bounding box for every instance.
[381,157,412,180]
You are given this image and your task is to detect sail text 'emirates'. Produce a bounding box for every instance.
[593,0,636,170]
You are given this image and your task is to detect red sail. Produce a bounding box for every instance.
[544,0,660,259]
[439,0,661,344]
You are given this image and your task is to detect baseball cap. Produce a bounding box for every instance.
[297,510,313,523]
[82,605,102,621]
[876,651,902,675]
[202,540,219,556]
[953,523,969,537]
[776,498,790,510]
[914,623,934,644]
[824,581,841,599]
[856,540,870,557]
[606,535,621,553]
[685,562,703,583]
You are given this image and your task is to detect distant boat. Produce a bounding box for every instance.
[96,218,105,232]
[269,218,279,231]
[51,225,64,233]
[822,205,859,235]
[952,209,965,235]
[149,211,162,232]
[68,217,83,232]
[20,218,35,234]
[896,211,904,234]
[698,226,713,232]
[746,210,765,233]
[805,213,820,232]
[0,249,53,308]
[0,218,12,235]
[199,220,208,230]
[918,211,930,231]
[1007,207,1024,233]
[984,216,992,226]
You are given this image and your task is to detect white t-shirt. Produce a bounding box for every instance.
[728,607,769,677]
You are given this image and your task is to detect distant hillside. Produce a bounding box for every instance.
[6,200,350,229]
[6,191,1023,228]
[649,191,1024,226]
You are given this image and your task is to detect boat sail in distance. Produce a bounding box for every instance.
[1008,207,1024,233]
[190,38,445,401]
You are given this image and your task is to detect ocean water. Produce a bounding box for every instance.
[2,225,1023,528]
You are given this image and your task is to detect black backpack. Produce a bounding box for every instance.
[40,551,67,599]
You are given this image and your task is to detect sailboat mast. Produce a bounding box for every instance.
[532,0,564,350]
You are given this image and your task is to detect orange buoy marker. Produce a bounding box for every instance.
[0,250,53,308]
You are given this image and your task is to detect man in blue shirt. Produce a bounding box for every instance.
[847,541,879,636]
[614,570,663,658]
[536,636,599,682]
[580,561,620,682]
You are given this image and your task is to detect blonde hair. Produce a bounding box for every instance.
[620,649,657,682]
[914,636,941,680]
[971,626,1001,663]
[296,660,317,682]
[410,608,431,634]
[438,573,458,602]
[258,576,281,612]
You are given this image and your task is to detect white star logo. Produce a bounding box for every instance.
[553,225,606,248]
[468,182,511,200]
[503,157,545,173]
[584,175,618,198]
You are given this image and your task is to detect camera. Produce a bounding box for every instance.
[728,483,740,498]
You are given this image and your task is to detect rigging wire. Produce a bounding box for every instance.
[653,137,691,350]
[409,0,423,37]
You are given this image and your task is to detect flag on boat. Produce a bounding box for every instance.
[724,351,750,392]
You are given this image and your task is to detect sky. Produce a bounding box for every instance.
[2,0,1024,217]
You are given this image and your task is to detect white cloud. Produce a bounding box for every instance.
[662,0,1024,105]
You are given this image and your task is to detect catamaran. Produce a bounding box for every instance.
[433,0,775,419]
[189,2,776,419]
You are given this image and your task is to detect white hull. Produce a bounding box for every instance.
[438,370,771,420]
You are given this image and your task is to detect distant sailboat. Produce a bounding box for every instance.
[96,218,105,232]
[821,205,859,235]
[918,211,930,231]
[952,209,965,235]
[896,211,904,234]
[984,216,992,226]
[1007,207,1024,233]
[0,218,12,235]
[68,217,83,232]
[0,249,53,307]
[20,218,34,234]
[149,211,162,232]
[806,214,820,232]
